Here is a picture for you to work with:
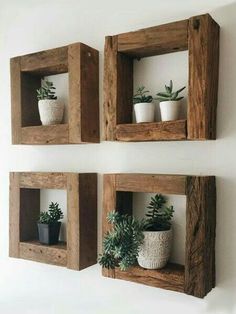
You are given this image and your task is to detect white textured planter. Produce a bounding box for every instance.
[159,100,181,121]
[134,102,155,123]
[38,99,64,126]
[138,230,172,269]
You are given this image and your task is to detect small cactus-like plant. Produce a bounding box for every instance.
[38,202,63,224]
[156,80,185,102]
[37,80,57,101]
[133,86,153,104]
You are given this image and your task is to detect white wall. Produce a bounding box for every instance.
[0,0,236,313]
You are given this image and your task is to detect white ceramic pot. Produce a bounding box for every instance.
[137,229,172,269]
[38,99,64,126]
[134,102,155,123]
[159,100,181,121]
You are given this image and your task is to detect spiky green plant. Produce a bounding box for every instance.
[156,80,185,102]
[144,194,174,231]
[36,80,57,101]
[38,202,63,224]
[133,86,153,104]
[98,211,145,270]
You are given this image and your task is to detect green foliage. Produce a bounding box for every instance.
[156,80,185,102]
[133,86,153,104]
[144,194,174,231]
[36,80,57,101]
[98,211,145,271]
[38,202,63,224]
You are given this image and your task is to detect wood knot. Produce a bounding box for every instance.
[193,18,200,30]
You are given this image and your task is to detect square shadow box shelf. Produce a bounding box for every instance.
[103,13,220,141]
[102,173,216,298]
[9,172,97,270]
[11,42,99,145]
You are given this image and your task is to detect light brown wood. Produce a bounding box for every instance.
[9,173,20,257]
[20,46,68,75]
[19,241,67,267]
[116,120,187,141]
[116,174,186,195]
[19,172,67,189]
[10,57,22,144]
[21,124,69,145]
[114,263,185,292]
[103,174,117,234]
[185,176,216,298]
[117,19,188,58]
[188,14,219,140]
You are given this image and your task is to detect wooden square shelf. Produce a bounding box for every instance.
[102,173,216,298]
[9,172,97,270]
[11,43,99,145]
[103,14,219,141]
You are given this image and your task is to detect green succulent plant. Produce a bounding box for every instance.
[98,211,145,271]
[38,202,64,224]
[156,80,185,102]
[144,194,174,231]
[133,86,153,104]
[36,80,57,101]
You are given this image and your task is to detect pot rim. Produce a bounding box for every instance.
[134,102,154,106]
[143,228,172,233]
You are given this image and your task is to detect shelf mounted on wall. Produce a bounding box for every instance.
[102,173,216,298]
[103,13,220,142]
[9,172,97,270]
[11,43,99,145]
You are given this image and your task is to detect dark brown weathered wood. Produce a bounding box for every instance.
[113,263,185,292]
[185,176,216,298]
[116,174,186,195]
[20,46,68,75]
[19,241,67,267]
[188,14,219,140]
[20,189,40,242]
[19,172,67,189]
[117,19,188,57]
[21,124,69,145]
[116,120,187,141]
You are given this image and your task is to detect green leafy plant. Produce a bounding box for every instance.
[144,194,174,231]
[156,80,185,102]
[133,86,153,104]
[98,211,145,271]
[38,202,64,224]
[36,80,57,101]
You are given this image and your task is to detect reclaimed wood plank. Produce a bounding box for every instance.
[19,172,67,189]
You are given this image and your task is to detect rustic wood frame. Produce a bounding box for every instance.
[11,43,99,145]
[102,173,216,298]
[9,172,97,270]
[103,13,220,141]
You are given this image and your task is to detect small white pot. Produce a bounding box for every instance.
[134,102,155,123]
[159,100,181,121]
[138,229,172,269]
[38,99,64,126]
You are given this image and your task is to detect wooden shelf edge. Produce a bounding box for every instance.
[115,120,187,142]
[103,263,185,293]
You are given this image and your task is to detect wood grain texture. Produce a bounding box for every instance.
[19,172,67,189]
[20,46,68,75]
[116,120,187,141]
[185,176,216,298]
[115,174,186,195]
[20,189,40,242]
[19,241,67,267]
[10,57,21,144]
[117,19,188,57]
[21,124,69,145]
[9,173,20,257]
[188,14,219,140]
[113,263,185,292]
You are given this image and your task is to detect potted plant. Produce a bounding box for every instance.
[37,202,64,245]
[133,86,154,123]
[36,79,64,125]
[137,194,174,269]
[98,211,144,270]
[156,80,186,121]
